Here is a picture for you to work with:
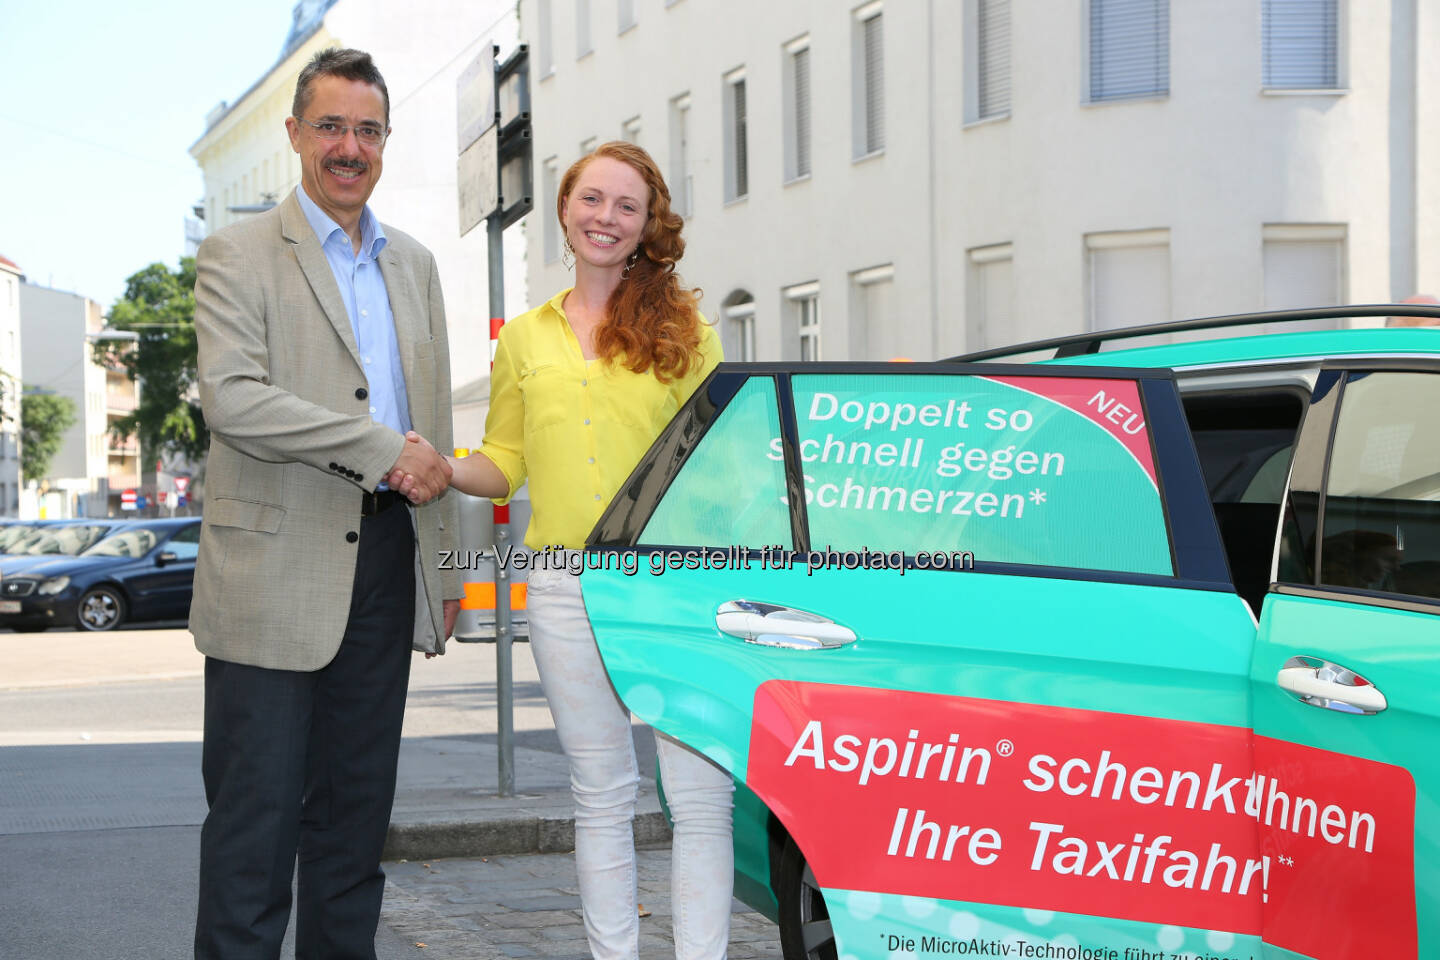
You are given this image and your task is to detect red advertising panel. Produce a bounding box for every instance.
[747,681,1415,958]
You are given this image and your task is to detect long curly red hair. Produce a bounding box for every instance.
[558,141,705,383]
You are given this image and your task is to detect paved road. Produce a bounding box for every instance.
[0,629,777,959]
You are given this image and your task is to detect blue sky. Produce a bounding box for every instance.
[0,0,303,307]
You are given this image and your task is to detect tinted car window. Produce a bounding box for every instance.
[84,529,159,558]
[790,373,1172,574]
[1321,372,1440,599]
[639,377,791,547]
[21,524,112,555]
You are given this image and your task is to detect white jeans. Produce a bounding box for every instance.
[526,560,735,960]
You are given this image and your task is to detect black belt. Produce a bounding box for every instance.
[362,489,408,517]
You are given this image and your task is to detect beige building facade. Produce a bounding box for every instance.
[18,283,140,517]
[0,255,24,516]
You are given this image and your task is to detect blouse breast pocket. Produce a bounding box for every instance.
[517,361,574,432]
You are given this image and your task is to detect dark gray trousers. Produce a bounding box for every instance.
[195,503,415,960]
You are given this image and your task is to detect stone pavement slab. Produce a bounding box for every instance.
[381,848,782,960]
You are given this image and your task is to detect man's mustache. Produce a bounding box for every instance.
[325,156,368,171]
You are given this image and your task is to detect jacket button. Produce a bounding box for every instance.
[329,462,339,471]
[356,387,368,400]
[355,473,364,483]
[346,531,359,543]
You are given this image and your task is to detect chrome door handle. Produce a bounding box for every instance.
[715,600,857,650]
[1276,656,1387,715]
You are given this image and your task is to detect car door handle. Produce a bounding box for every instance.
[715,600,857,650]
[1276,656,1387,715]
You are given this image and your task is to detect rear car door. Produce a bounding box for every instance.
[1254,366,1440,960]
[584,363,1270,957]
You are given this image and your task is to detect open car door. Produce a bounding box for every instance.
[583,363,1271,958]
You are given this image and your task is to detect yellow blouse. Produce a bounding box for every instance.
[479,288,723,549]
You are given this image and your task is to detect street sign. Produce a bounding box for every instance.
[456,44,499,153]
[458,126,500,237]
[174,477,190,493]
[135,495,148,511]
[121,489,138,511]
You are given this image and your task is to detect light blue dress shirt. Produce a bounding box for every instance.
[295,185,413,460]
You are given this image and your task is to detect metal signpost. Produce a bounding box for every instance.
[457,42,532,797]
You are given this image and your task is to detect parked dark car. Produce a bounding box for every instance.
[0,518,201,632]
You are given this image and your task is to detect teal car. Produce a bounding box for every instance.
[580,306,1440,960]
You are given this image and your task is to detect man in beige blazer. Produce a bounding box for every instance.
[190,48,461,959]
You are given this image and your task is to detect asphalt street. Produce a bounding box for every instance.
[0,627,670,959]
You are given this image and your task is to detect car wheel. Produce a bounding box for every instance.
[77,586,126,632]
[778,835,838,960]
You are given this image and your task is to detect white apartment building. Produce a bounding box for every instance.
[18,284,141,517]
[521,0,1439,361]
[0,255,24,515]
[189,0,526,403]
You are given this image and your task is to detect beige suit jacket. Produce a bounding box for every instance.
[190,189,462,671]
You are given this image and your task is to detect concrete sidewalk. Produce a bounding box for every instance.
[384,727,673,861]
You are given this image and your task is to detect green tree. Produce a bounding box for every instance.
[93,258,207,463]
[21,391,78,482]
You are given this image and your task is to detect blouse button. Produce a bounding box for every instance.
[583,418,591,425]
[594,494,602,501]
[581,379,588,386]
[588,457,595,464]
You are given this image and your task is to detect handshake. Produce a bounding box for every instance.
[386,431,454,505]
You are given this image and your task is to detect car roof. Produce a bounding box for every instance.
[948,304,1440,370]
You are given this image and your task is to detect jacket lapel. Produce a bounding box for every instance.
[279,190,364,369]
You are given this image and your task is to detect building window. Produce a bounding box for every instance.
[724,68,749,202]
[1088,0,1169,102]
[579,136,597,157]
[1086,229,1170,332]
[670,93,693,216]
[1262,223,1345,332]
[784,36,812,181]
[621,115,642,145]
[787,282,822,361]
[722,291,757,361]
[538,0,554,75]
[967,243,1013,351]
[850,264,897,360]
[852,2,885,157]
[966,0,1011,121]
[1262,0,1339,89]
[576,0,592,58]
[542,156,560,263]
[618,0,637,32]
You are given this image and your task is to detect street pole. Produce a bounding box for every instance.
[489,213,515,799]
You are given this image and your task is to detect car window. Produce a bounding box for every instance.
[83,529,159,558]
[0,524,41,551]
[1320,371,1440,599]
[164,524,201,560]
[638,377,792,547]
[23,525,112,555]
[789,373,1173,574]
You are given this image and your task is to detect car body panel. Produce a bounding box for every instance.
[582,321,1440,960]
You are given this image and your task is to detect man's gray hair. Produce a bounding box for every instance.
[292,47,390,126]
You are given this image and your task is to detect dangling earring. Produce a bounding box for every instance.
[622,248,639,280]
[562,238,575,270]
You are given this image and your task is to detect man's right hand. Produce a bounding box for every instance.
[388,432,453,504]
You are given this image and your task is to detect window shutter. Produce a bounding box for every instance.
[794,48,812,177]
[1262,0,1338,88]
[978,0,1012,118]
[734,79,748,197]
[1089,0,1169,102]
[864,13,885,152]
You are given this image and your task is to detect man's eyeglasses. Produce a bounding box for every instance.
[293,116,388,146]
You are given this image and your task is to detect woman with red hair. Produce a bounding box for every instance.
[402,141,732,960]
